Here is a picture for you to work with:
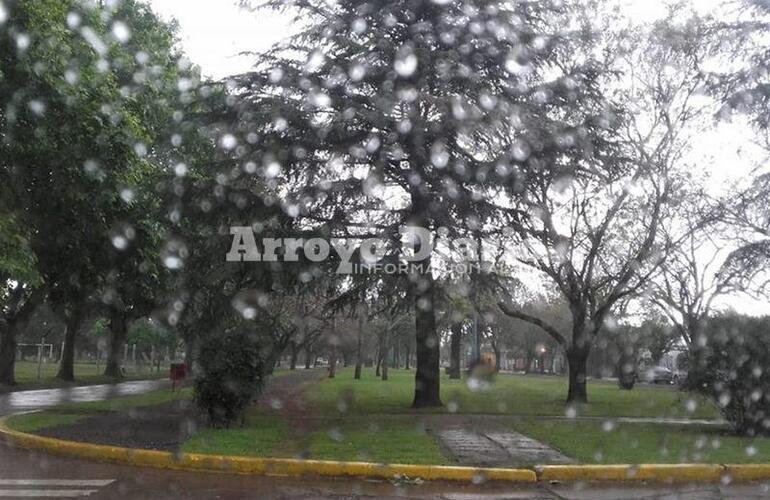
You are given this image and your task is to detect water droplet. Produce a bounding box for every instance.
[16,33,30,51]
[265,161,281,178]
[505,53,532,75]
[64,69,79,85]
[120,188,135,203]
[27,100,45,116]
[430,142,449,168]
[66,12,81,29]
[394,47,418,77]
[512,139,530,161]
[309,91,331,108]
[269,67,284,83]
[111,235,128,250]
[349,63,366,82]
[305,50,325,73]
[110,224,135,251]
[219,134,237,150]
[351,18,367,33]
[601,420,616,432]
[174,162,188,177]
[328,428,344,441]
[161,240,188,270]
[81,26,107,55]
[111,20,130,43]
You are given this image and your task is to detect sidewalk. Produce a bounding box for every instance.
[0,379,169,416]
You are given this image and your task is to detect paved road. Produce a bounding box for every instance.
[0,379,769,499]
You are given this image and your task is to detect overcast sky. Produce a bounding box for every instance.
[147,0,722,80]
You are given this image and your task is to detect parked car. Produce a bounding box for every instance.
[639,366,674,384]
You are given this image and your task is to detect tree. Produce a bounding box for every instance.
[0,0,150,380]
[497,15,715,403]
[232,0,611,407]
[706,0,770,294]
[649,215,738,348]
[95,0,194,379]
[0,213,42,385]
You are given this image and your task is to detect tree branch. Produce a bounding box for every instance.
[497,302,567,346]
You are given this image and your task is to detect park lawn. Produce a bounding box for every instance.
[307,418,449,465]
[511,419,770,464]
[5,411,90,433]
[2,360,168,392]
[182,416,297,457]
[307,368,718,419]
[182,415,449,465]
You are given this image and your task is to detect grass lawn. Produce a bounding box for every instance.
[182,415,449,465]
[308,368,718,419]
[511,419,770,464]
[2,360,168,392]
[10,367,746,466]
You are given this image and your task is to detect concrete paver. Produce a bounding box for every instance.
[437,428,573,467]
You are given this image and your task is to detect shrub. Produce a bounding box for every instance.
[685,314,770,436]
[194,327,267,428]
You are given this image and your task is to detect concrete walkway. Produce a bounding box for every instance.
[436,428,575,467]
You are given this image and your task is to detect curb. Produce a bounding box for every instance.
[0,416,763,484]
[536,464,726,482]
[0,417,535,483]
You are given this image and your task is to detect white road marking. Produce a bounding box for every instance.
[0,480,114,487]
[0,479,115,497]
[0,489,97,497]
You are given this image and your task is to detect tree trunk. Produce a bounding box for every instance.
[57,309,82,382]
[183,333,198,377]
[404,341,411,370]
[449,322,462,379]
[566,346,589,403]
[492,341,501,373]
[0,289,41,385]
[392,340,399,371]
[0,321,17,385]
[328,346,337,378]
[354,316,363,380]
[381,324,390,381]
[289,343,298,370]
[411,259,442,408]
[104,310,128,378]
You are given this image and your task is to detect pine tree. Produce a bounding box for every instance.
[231,0,606,406]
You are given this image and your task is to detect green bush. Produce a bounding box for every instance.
[194,327,267,428]
[685,314,770,436]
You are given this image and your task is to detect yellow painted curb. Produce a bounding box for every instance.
[0,416,535,483]
[537,464,726,483]
[5,415,768,484]
[724,464,770,482]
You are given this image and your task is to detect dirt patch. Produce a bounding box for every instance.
[37,398,199,451]
[34,369,327,451]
